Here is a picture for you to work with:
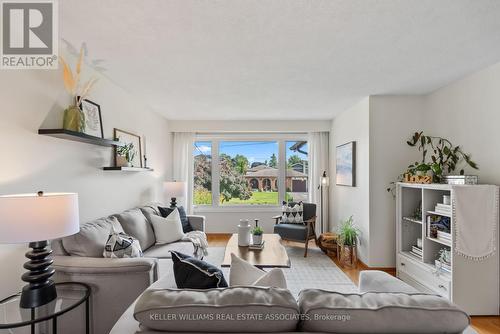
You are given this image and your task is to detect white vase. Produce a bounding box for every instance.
[238,219,251,246]
[252,234,263,245]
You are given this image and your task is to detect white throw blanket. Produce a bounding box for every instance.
[183,231,209,259]
[453,185,499,260]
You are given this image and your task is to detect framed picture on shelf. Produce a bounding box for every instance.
[336,141,356,187]
[78,98,104,138]
[114,128,142,168]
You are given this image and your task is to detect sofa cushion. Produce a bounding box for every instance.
[229,253,287,288]
[159,206,193,233]
[114,208,155,250]
[139,205,161,224]
[62,216,124,257]
[143,241,195,259]
[150,209,185,244]
[298,289,470,333]
[171,251,228,289]
[133,286,299,332]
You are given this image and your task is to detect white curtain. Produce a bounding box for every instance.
[308,132,330,236]
[172,132,195,213]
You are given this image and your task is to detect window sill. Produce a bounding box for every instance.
[193,206,281,213]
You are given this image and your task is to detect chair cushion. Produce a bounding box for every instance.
[171,251,228,289]
[298,289,470,333]
[133,286,299,332]
[274,223,308,241]
[143,241,195,259]
[62,216,124,257]
[113,208,156,250]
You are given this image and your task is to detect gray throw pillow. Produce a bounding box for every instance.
[113,208,155,250]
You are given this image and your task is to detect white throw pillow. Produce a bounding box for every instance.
[229,253,287,288]
[150,209,185,244]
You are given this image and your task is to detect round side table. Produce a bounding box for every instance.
[0,282,90,334]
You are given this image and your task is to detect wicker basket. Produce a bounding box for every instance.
[318,232,338,256]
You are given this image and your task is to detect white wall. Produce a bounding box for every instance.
[368,96,424,267]
[0,63,171,296]
[424,61,500,186]
[329,97,371,264]
[169,120,331,133]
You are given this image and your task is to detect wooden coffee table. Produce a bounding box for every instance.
[221,234,290,268]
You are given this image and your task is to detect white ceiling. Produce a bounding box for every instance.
[61,0,500,120]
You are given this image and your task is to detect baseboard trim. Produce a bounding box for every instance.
[357,259,396,276]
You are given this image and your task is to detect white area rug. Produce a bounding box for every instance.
[204,245,357,297]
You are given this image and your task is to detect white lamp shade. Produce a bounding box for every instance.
[0,193,80,243]
[164,181,187,198]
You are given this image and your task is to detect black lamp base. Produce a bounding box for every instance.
[20,240,57,308]
[169,197,177,208]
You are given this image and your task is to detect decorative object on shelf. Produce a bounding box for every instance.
[60,45,98,133]
[403,173,432,184]
[442,175,478,185]
[319,171,330,233]
[238,219,251,247]
[164,181,187,208]
[0,192,79,308]
[251,226,264,245]
[337,215,359,268]
[387,132,478,193]
[336,141,356,187]
[417,237,423,248]
[78,98,103,138]
[114,128,142,167]
[406,131,478,182]
[143,135,148,168]
[414,201,422,220]
[318,232,338,257]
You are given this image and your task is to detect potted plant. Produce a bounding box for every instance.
[251,226,264,245]
[116,143,136,167]
[337,216,359,268]
[60,45,98,132]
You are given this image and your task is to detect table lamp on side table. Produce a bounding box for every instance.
[164,181,187,208]
[0,192,79,308]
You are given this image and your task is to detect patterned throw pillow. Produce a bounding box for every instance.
[103,227,143,258]
[281,201,304,224]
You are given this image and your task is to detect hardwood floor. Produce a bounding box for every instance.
[207,233,500,334]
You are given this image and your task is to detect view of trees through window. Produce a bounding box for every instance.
[193,140,308,206]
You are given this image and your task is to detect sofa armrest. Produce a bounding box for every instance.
[53,255,158,334]
[188,215,205,232]
[358,270,418,294]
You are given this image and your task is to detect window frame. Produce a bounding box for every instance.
[193,133,309,211]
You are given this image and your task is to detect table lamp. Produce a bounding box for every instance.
[164,181,186,207]
[0,192,79,308]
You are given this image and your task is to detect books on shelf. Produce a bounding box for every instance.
[249,241,265,250]
[434,203,451,215]
[410,245,422,258]
[437,230,452,240]
[435,259,452,273]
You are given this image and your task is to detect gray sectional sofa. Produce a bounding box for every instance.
[50,204,205,334]
[110,270,474,334]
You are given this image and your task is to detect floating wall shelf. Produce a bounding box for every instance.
[38,129,122,147]
[102,167,154,172]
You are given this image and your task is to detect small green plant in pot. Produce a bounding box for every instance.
[337,216,360,268]
[116,142,136,167]
[251,226,264,245]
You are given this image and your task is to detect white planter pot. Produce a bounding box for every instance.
[252,234,263,245]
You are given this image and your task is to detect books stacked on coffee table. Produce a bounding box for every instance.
[410,245,422,258]
[249,241,265,250]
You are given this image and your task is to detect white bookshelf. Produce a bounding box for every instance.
[396,182,499,315]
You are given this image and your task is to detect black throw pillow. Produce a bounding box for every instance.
[158,206,194,233]
[170,251,228,289]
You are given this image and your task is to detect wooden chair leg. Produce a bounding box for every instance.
[304,239,309,257]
